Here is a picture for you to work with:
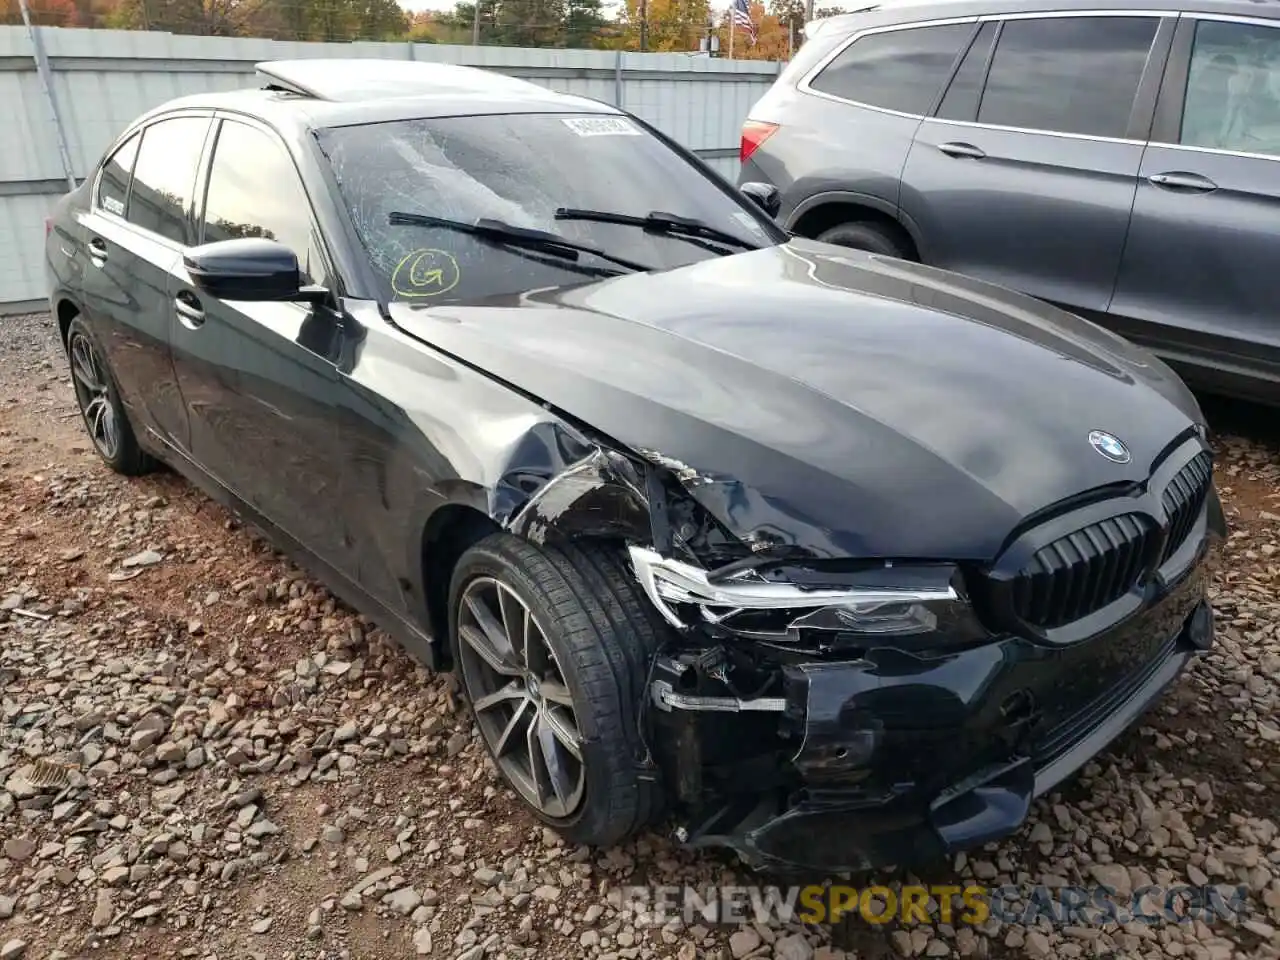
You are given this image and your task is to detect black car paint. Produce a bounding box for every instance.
[46,71,1222,874]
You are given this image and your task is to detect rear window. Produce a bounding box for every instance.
[316,113,777,305]
[807,22,975,115]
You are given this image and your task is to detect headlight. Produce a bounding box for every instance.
[628,546,983,650]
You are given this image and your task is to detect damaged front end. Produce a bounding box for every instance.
[628,539,1004,875]
[613,458,1215,876]
[506,437,1216,876]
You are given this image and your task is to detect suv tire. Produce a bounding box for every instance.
[817,221,913,259]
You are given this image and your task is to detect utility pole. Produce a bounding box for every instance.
[18,0,76,192]
[471,0,480,44]
[804,0,815,22]
[638,0,648,51]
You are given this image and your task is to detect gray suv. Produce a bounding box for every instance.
[740,0,1280,404]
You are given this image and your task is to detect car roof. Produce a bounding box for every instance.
[808,0,1280,36]
[129,58,620,136]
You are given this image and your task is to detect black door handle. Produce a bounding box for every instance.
[87,237,108,265]
[1147,171,1218,193]
[938,141,987,160]
[174,291,205,329]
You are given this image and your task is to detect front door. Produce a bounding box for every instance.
[167,115,403,608]
[900,13,1169,314]
[1110,15,1280,391]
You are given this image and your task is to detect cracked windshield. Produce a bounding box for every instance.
[317,113,776,304]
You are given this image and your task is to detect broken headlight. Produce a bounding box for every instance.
[628,546,987,651]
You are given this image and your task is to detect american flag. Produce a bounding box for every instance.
[730,0,756,44]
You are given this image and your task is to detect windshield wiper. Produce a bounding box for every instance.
[554,208,761,252]
[388,212,653,273]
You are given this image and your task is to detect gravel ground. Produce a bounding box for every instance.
[1,310,1280,960]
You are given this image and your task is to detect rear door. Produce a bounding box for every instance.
[1109,15,1280,395]
[76,115,212,449]
[899,12,1173,314]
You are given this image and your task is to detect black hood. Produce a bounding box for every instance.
[389,238,1203,561]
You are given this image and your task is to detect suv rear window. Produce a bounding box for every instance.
[807,23,974,115]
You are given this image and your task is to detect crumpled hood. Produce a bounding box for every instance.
[389,239,1203,561]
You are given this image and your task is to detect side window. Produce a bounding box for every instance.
[127,116,211,245]
[96,132,139,218]
[1180,19,1280,157]
[977,16,1160,139]
[808,23,975,115]
[937,21,998,121]
[201,120,327,286]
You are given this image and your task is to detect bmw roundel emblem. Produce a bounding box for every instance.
[1088,430,1131,464]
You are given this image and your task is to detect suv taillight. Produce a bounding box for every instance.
[740,120,779,165]
[44,218,52,237]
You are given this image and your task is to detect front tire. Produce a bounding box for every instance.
[447,533,667,846]
[66,317,153,476]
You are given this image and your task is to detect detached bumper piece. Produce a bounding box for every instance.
[669,594,1213,876]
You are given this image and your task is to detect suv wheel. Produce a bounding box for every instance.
[817,221,913,259]
[447,534,667,846]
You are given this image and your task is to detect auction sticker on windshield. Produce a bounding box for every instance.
[562,116,642,137]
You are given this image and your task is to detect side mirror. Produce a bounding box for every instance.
[184,237,323,303]
[740,181,781,219]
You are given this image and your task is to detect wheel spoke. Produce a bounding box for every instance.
[541,704,583,761]
[525,713,549,807]
[86,396,107,438]
[535,709,578,809]
[538,679,575,708]
[99,404,118,457]
[71,339,102,391]
[472,681,528,714]
[458,624,522,677]
[493,697,532,758]
[465,589,516,664]
[496,584,530,668]
[525,620,551,680]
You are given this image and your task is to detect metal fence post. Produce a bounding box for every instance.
[17,0,77,192]
[614,49,624,108]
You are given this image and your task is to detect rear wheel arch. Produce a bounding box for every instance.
[789,198,921,261]
[56,298,81,347]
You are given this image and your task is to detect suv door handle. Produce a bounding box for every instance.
[1147,171,1218,193]
[87,237,108,266]
[174,291,205,329]
[937,141,987,160]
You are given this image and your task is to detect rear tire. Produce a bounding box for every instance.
[817,220,913,259]
[447,533,668,846]
[65,317,154,476]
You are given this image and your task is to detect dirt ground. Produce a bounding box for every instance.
[1,310,1279,960]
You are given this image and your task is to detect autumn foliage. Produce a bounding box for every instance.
[2,0,843,57]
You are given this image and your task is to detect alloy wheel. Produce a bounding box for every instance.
[68,332,119,462]
[456,576,586,820]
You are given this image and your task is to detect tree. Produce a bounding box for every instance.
[613,0,709,52]
[1,0,79,25]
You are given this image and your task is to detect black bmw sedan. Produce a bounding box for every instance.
[44,58,1224,875]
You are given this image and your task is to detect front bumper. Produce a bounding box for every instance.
[670,567,1214,875]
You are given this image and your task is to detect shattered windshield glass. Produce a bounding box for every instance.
[315,112,779,304]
